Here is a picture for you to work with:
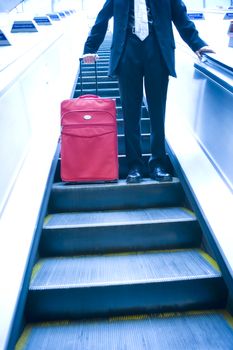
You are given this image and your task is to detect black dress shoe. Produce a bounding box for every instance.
[150,166,172,182]
[126,168,142,184]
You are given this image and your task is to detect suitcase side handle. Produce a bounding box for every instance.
[79,57,98,95]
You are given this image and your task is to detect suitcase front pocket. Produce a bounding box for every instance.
[61,125,118,182]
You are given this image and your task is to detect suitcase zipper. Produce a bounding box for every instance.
[61,109,115,120]
[62,123,116,129]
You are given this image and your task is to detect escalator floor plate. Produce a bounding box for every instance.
[16,311,233,350]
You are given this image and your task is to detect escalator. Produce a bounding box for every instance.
[15,37,233,349]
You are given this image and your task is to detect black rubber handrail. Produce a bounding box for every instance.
[194,54,233,93]
[203,53,233,73]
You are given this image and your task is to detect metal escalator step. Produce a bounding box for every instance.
[81,66,110,71]
[118,133,150,154]
[117,153,175,179]
[26,250,227,320]
[98,50,110,54]
[73,90,121,103]
[118,118,150,133]
[82,61,109,66]
[54,152,173,182]
[16,311,233,350]
[78,70,109,77]
[108,96,122,105]
[83,67,109,73]
[75,76,116,83]
[45,207,196,228]
[82,60,110,65]
[74,88,120,98]
[97,54,110,59]
[76,81,118,90]
[117,105,148,118]
[40,207,202,256]
[29,250,222,289]
[48,179,184,213]
[118,154,151,178]
[53,154,153,182]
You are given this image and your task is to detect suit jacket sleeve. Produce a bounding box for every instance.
[83,0,113,54]
[171,0,207,52]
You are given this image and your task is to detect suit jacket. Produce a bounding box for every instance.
[83,0,207,77]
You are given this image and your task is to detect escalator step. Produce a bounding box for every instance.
[81,60,110,65]
[48,179,184,213]
[89,63,110,68]
[40,207,202,256]
[118,118,150,133]
[117,105,148,118]
[74,87,120,97]
[78,71,109,77]
[118,154,151,178]
[76,80,119,90]
[16,311,233,350]
[26,250,227,320]
[53,154,152,182]
[73,91,121,103]
[80,68,109,75]
[118,133,150,154]
[75,76,116,83]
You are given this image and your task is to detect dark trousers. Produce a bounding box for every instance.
[117,30,169,172]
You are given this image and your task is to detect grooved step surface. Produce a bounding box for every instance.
[79,71,109,76]
[45,207,195,228]
[77,76,116,82]
[81,67,109,72]
[30,250,220,290]
[76,81,119,90]
[82,68,109,71]
[51,178,178,190]
[118,133,150,154]
[117,105,148,118]
[82,60,109,63]
[16,311,233,350]
[75,88,120,97]
[117,118,150,133]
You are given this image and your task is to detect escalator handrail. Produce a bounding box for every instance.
[194,54,233,94]
[203,53,233,74]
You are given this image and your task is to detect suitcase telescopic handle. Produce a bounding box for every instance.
[79,57,98,95]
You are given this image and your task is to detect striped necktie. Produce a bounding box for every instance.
[134,0,149,41]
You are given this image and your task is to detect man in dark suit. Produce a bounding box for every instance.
[83,0,213,183]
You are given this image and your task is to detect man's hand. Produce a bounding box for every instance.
[195,46,215,60]
[82,54,99,64]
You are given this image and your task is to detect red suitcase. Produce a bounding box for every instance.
[60,94,118,182]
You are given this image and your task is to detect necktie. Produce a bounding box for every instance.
[134,0,149,41]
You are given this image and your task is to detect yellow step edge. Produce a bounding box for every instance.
[15,326,31,350]
[182,207,196,217]
[30,261,43,282]
[43,215,52,225]
[223,310,233,330]
[109,309,228,322]
[199,250,220,272]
